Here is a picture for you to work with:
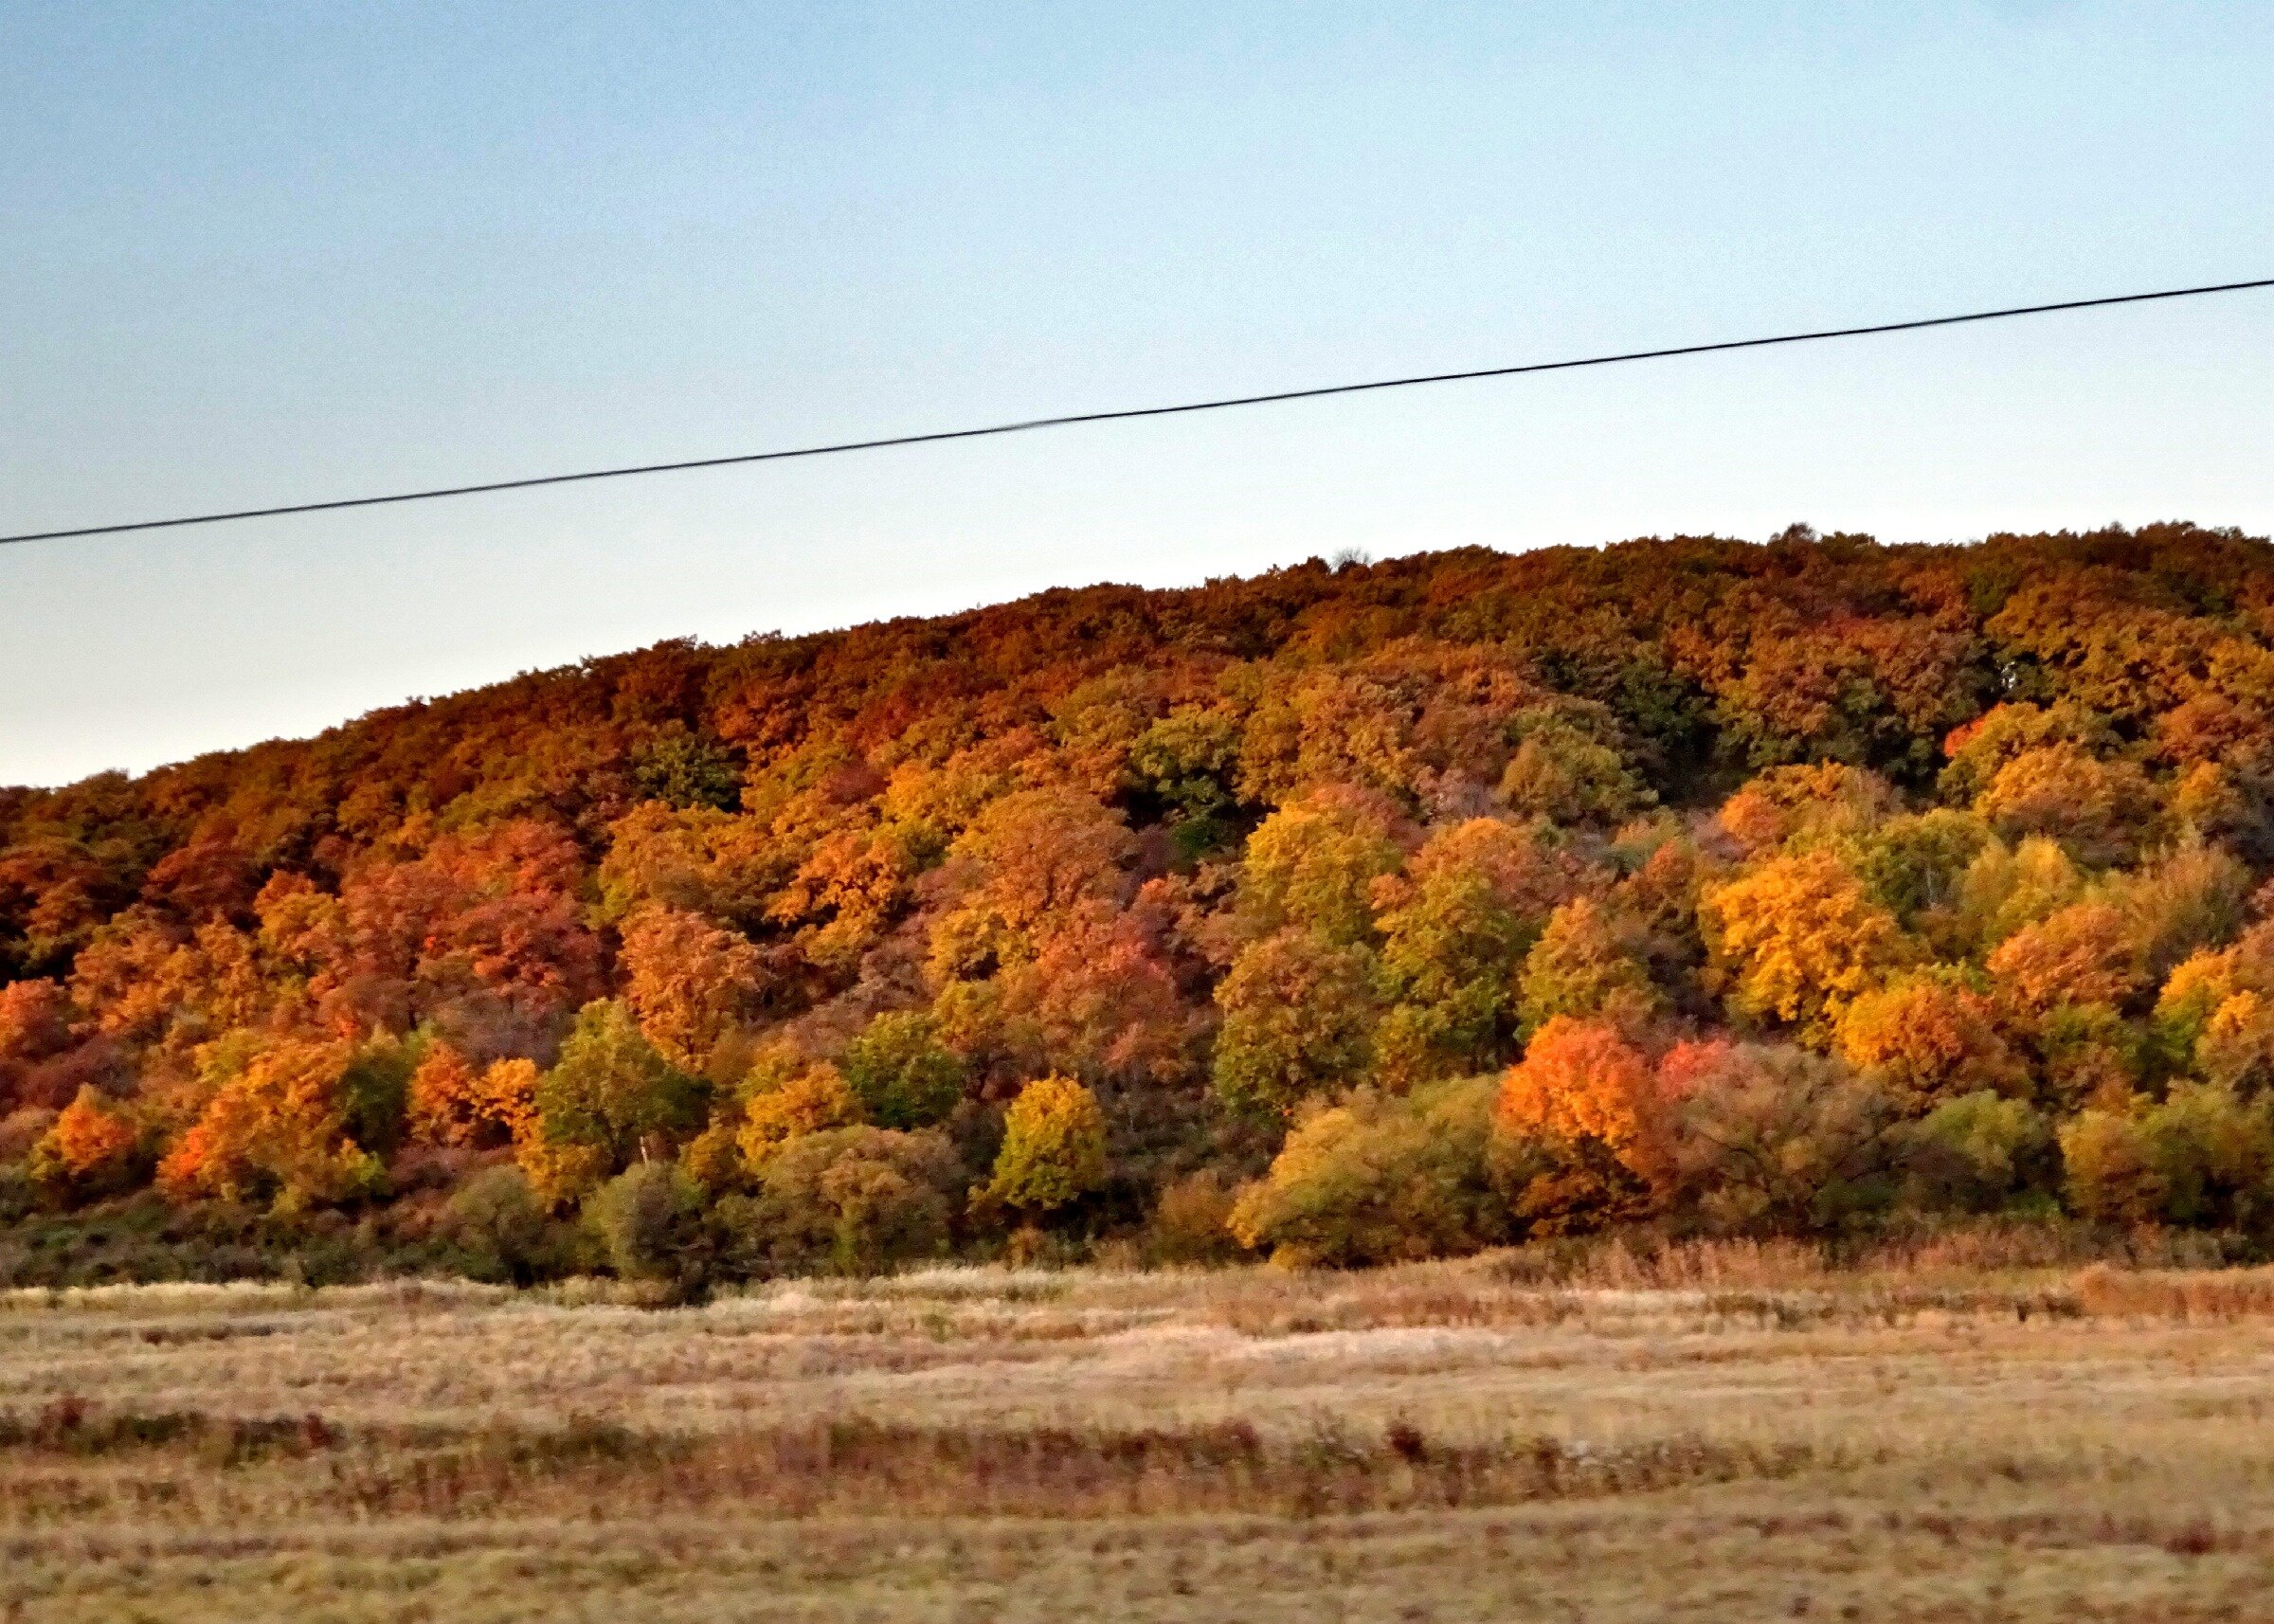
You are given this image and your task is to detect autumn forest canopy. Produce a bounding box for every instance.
[9,522,2274,1285]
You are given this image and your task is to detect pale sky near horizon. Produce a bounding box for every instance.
[4,2,2272,789]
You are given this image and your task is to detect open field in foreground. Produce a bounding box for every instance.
[3,1241,2274,1621]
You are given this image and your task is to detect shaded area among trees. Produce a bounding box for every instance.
[8,522,2274,1281]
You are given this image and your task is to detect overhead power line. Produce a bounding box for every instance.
[6,275,2272,548]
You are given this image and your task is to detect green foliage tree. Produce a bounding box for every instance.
[839,1010,966,1129]
[535,1000,707,1170]
[1212,929,1379,1117]
[336,1032,422,1159]
[631,723,743,812]
[1955,835,2086,952]
[1128,708,1241,839]
[1899,1092,2057,1213]
[2061,1083,2274,1230]
[1374,820,1557,1076]
[1849,808,1990,935]
[1499,712,1653,824]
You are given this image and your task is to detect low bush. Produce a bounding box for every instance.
[1900,1091,2059,1214]
[1664,1043,1903,1236]
[447,1165,555,1285]
[2062,1083,2274,1231]
[1145,1168,1244,1265]
[742,1127,961,1276]
[583,1162,711,1291]
[1229,1077,1507,1267]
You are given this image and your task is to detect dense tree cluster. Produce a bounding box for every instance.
[9,522,2274,1278]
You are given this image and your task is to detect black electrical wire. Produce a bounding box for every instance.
[5,275,2270,547]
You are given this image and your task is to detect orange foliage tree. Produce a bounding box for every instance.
[1493,1016,1670,1225]
[618,905,767,1072]
[0,978,76,1110]
[155,1039,383,1212]
[1832,972,2027,1113]
[1984,901,2142,1021]
[735,1057,863,1170]
[406,1043,536,1149]
[1496,1016,1663,1174]
[32,1085,140,1194]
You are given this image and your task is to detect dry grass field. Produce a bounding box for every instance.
[3,1233,2274,1621]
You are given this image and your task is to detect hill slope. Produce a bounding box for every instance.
[5,522,2274,1278]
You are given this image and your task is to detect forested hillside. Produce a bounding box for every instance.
[8,522,2274,1282]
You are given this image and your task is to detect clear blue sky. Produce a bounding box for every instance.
[4,2,2271,788]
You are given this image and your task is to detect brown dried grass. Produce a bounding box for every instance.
[4,1236,2274,1620]
[2074,1262,2274,1321]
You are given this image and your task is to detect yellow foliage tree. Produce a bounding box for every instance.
[926,788,1135,978]
[1236,790,1405,947]
[513,1134,612,1210]
[1516,895,1662,1037]
[1974,743,2157,866]
[481,1057,541,1142]
[985,1075,1108,1214]
[735,1058,862,1169]
[2154,921,2274,1091]
[1701,852,1909,1032]
[1955,835,2085,951]
[1228,1078,1507,1267]
[1211,927,1379,1117]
